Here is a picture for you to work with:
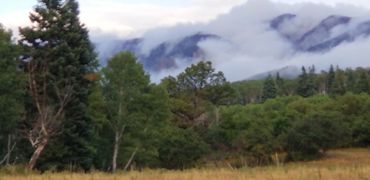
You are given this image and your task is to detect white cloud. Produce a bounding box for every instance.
[78,0,246,37]
[2,0,370,37]
[125,0,370,82]
[2,0,370,82]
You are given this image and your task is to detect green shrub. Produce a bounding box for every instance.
[284,112,349,161]
[352,116,370,147]
[158,128,208,169]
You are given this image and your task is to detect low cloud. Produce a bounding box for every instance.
[123,0,370,82]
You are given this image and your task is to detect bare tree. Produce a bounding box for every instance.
[0,135,17,166]
[25,59,74,170]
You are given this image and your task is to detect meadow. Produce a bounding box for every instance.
[1,148,369,180]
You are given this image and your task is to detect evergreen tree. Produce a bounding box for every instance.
[346,68,356,93]
[0,26,24,166]
[262,74,277,101]
[327,65,335,94]
[356,70,370,94]
[307,65,317,95]
[19,0,98,170]
[332,67,346,95]
[275,73,285,96]
[296,66,316,97]
[316,71,328,95]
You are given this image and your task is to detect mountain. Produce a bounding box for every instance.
[114,14,370,73]
[248,66,301,80]
[271,14,370,53]
[118,33,220,72]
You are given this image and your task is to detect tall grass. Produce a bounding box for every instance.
[1,148,370,180]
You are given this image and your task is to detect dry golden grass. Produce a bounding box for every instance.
[1,148,370,180]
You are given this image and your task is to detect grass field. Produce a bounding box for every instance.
[1,148,369,180]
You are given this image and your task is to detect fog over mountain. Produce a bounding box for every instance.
[92,0,370,82]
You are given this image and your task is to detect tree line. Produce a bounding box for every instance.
[234,65,370,104]
[0,0,369,173]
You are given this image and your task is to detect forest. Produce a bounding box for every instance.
[0,0,369,173]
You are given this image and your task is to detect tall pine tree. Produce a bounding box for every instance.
[262,74,277,102]
[19,0,98,170]
[346,68,356,93]
[275,72,285,96]
[296,66,316,97]
[332,67,346,95]
[327,65,335,94]
[0,26,24,166]
[356,70,370,94]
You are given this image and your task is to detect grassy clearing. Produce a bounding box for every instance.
[1,148,369,180]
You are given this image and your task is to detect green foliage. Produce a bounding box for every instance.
[285,111,349,161]
[158,128,208,169]
[208,93,369,164]
[352,116,370,147]
[262,74,277,101]
[331,67,346,95]
[296,66,317,97]
[100,52,172,171]
[162,61,234,128]
[327,65,335,94]
[232,80,263,104]
[237,119,275,165]
[101,52,150,130]
[2,3,370,171]
[19,0,98,171]
[0,26,24,166]
[356,70,370,94]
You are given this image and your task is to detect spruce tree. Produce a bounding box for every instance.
[0,26,24,166]
[307,65,317,95]
[356,70,370,94]
[296,66,316,97]
[19,0,98,170]
[332,67,346,95]
[327,65,335,94]
[276,72,285,96]
[346,68,356,93]
[262,74,277,101]
[296,67,308,97]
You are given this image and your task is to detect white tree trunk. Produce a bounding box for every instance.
[112,131,120,172]
[112,125,125,173]
[27,137,48,170]
[124,147,138,171]
[0,135,16,165]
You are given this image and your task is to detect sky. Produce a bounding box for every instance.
[1,0,370,82]
[1,0,370,37]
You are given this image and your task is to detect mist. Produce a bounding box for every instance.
[92,0,370,82]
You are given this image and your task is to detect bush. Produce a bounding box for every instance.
[352,116,370,147]
[284,112,349,161]
[237,120,275,165]
[158,128,208,169]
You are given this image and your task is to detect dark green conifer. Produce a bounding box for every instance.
[19,0,98,170]
[262,74,277,101]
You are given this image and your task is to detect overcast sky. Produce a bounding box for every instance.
[1,0,370,37]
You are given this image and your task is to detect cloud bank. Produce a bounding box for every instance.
[107,0,370,82]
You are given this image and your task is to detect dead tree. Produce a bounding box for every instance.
[25,58,73,170]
